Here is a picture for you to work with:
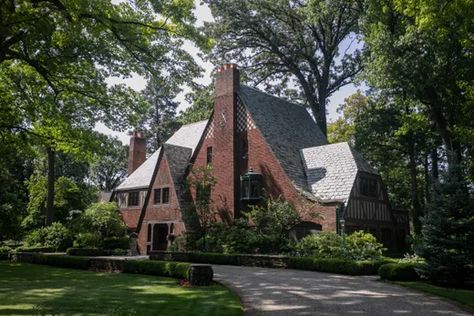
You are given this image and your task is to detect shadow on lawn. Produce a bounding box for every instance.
[0,262,242,316]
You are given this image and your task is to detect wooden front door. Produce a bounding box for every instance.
[152,223,169,251]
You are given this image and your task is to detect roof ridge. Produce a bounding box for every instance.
[180,119,209,127]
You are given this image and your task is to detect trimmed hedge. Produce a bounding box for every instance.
[378,263,420,281]
[287,257,392,275]
[16,246,56,253]
[102,237,129,250]
[67,248,105,256]
[151,251,287,267]
[151,251,399,275]
[123,260,190,279]
[66,248,128,256]
[31,253,90,270]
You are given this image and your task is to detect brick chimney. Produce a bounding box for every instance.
[128,131,146,175]
[213,64,240,219]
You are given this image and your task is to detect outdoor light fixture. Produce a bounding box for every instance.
[240,168,263,201]
[339,218,346,240]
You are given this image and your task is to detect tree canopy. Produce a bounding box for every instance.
[204,0,363,136]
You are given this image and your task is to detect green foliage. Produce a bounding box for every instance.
[179,83,214,125]
[0,246,11,259]
[73,202,127,248]
[205,0,363,135]
[293,231,385,261]
[102,237,130,250]
[194,198,301,254]
[67,248,105,257]
[287,257,388,275]
[294,232,345,258]
[31,254,90,270]
[346,231,386,261]
[123,260,190,279]
[16,246,55,253]
[89,136,128,192]
[24,222,72,251]
[418,168,474,286]
[378,263,421,281]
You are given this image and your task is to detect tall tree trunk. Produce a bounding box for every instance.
[45,146,55,226]
[408,138,422,235]
[423,153,430,204]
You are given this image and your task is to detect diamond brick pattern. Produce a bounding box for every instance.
[236,96,256,132]
[204,119,214,139]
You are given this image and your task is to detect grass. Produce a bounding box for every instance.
[0,262,243,316]
[395,281,474,309]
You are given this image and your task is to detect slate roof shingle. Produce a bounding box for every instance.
[116,120,207,191]
[238,85,327,190]
[301,142,378,203]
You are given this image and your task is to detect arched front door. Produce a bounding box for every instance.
[152,223,169,251]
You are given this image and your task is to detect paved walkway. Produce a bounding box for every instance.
[213,265,471,316]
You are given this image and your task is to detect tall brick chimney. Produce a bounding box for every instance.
[128,131,146,175]
[213,64,240,219]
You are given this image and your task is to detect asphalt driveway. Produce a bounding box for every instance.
[213,265,471,316]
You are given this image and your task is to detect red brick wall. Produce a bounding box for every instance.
[118,190,146,230]
[127,131,146,175]
[136,153,185,254]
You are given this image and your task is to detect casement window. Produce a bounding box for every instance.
[359,176,378,198]
[206,146,213,165]
[162,187,170,204]
[153,187,170,205]
[153,188,161,204]
[128,191,139,207]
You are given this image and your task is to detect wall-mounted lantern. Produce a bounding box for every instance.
[240,168,263,201]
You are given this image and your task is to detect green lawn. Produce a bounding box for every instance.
[0,262,243,315]
[395,281,474,309]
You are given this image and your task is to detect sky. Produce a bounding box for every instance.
[97,1,364,145]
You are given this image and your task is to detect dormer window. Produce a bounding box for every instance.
[240,169,262,201]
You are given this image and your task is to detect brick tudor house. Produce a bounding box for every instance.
[112,64,409,255]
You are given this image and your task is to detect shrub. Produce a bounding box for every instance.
[16,246,56,253]
[102,236,129,250]
[67,248,105,256]
[31,253,90,270]
[288,257,388,275]
[73,202,127,248]
[345,231,385,260]
[378,263,421,281]
[188,252,239,265]
[0,246,11,260]
[293,231,385,261]
[24,222,72,251]
[123,260,190,279]
[293,232,345,258]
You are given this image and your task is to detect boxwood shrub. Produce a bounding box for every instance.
[31,254,90,270]
[0,246,11,260]
[287,257,391,275]
[378,262,420,281]
[67,248,107,256]
[123,260,190,279]
[16,246,56,253]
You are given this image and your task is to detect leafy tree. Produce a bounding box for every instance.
[139,77,182,153]
[89,136,128,192]
[362,0,474,172]
[0,0,205,225]
[0,136,33,240]
[205,0,363,136]
[179,83,214,125]
[418,167,474,286]
[327,91,369,144]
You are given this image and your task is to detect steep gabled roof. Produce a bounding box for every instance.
[162,144,192,187]
[301,142,378,203]
[238,85,327,190]
[116,120,208,191]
